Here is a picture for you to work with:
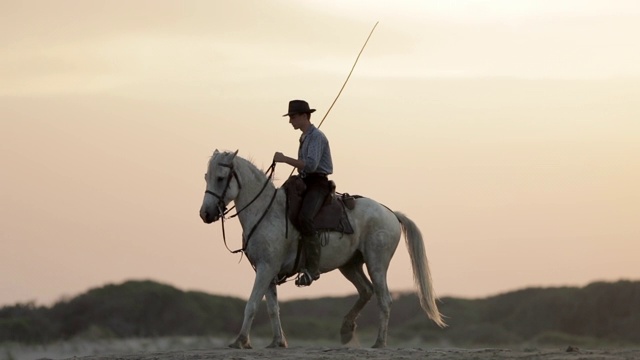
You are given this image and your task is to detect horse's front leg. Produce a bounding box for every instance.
[229,264,277,349]
[265,281,288,348]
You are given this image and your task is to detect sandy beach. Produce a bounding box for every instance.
[70,347,640,360]
[4,337,638,360]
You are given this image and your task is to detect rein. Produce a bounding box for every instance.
[216,162,277,255]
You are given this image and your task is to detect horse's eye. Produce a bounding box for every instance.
[217,176,225,182]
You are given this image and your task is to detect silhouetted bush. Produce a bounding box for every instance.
[1,279,639,346]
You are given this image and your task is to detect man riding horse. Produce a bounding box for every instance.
[273,99,333,287]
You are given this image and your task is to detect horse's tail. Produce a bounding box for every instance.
[395,211,447,328]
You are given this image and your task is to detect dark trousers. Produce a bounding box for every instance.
[298,174,330,236]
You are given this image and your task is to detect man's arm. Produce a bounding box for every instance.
[273,152,305,170]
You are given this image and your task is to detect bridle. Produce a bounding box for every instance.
[205,162,240,219]
[205,159,277,255]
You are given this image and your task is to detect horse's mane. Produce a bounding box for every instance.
[211,150,276,184]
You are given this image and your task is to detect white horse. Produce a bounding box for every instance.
[200,150,445,348]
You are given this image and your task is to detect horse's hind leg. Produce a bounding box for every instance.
[264,281,288,348]
[368,267,392,348]
[339,256,373,345]
[365,231,398,348]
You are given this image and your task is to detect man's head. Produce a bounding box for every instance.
[283,99,315,130]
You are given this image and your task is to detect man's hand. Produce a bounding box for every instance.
[273,152,304,170]
[273,152,287,163]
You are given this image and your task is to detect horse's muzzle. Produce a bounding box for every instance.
[200,205,225,224]
[200,212,215,224]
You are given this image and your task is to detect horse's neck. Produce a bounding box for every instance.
[234,160,283,229]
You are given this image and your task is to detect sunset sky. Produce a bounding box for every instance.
[1,0,639,307]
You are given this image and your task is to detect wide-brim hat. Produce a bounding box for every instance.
[283,99,316,116]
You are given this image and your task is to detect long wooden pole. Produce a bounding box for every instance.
[287,22,379,177]
[317,21,379,130]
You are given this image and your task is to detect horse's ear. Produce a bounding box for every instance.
[213,149,219,156]
[231,149,239,159]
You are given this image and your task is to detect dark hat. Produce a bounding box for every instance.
[283,100,316,117]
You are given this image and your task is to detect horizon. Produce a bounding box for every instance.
[6,277,640,308]
[2,1,639,308]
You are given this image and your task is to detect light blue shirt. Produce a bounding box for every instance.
[298,125,333,176]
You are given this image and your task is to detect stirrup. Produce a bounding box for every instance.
[295,270,319,287]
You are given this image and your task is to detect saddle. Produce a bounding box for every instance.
[282,175,356,235]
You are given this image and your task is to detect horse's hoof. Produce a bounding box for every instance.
[340,322,356,344]
[372,341,386,348]
[229,336,252,349]
[266,339,288,348]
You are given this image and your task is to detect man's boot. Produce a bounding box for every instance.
[296,234,321,287]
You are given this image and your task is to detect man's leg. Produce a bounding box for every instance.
[296,182,328,286]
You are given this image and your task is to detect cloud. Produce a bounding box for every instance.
[2,0,640,99]
[0,1,415,97]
